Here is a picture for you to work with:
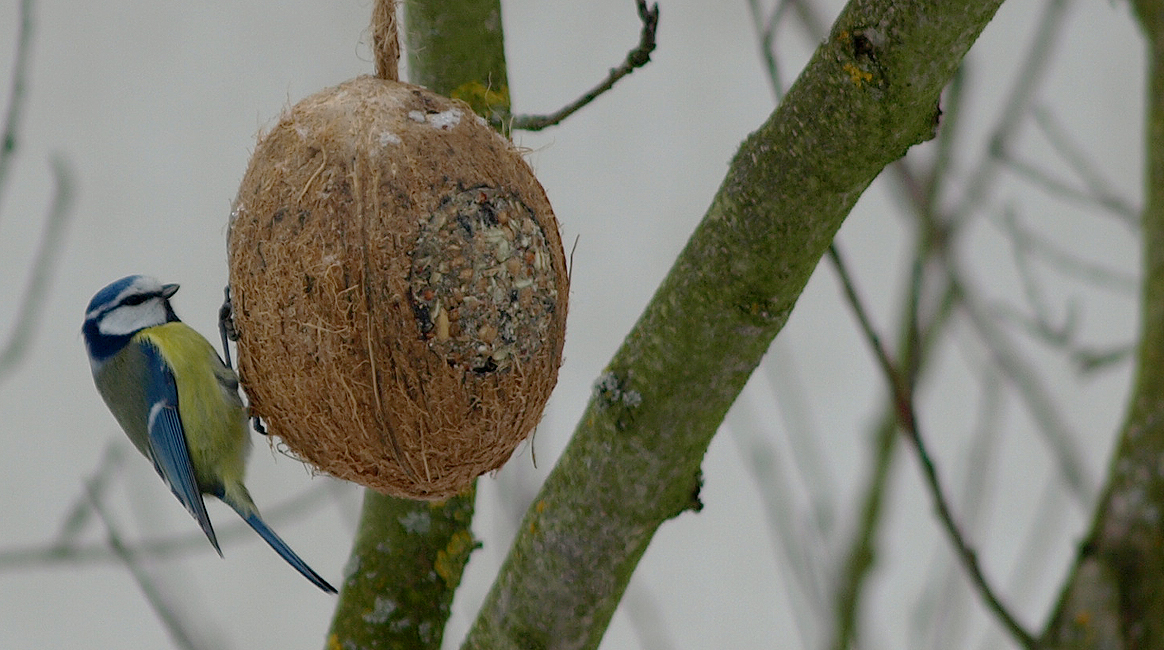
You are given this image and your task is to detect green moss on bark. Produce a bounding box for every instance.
[463,1,1004,648]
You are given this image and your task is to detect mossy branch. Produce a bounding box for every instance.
[326,489,477,650]
[1040,1,1164,647]
[403,0,510,117]
[462,0,1004,648]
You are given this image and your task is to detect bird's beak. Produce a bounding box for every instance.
[162,283,180,298]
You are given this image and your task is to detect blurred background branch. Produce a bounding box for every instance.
[0,0,75,383]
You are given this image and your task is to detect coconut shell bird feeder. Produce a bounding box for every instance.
[226,2,568,500]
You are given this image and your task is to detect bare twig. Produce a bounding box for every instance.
[747,0,790,102]
[0,0,35,217]
[995,149,1139,224]
[975,477,1070,650]
[87,482,208,650]
[949,0,1074,224]
[826,243,1039,650]
[730,401,832,646]
[1000,207,1076,344]
[914,366,1004,649]
[762,342,835,530]
[951,267,1095,505]
[506,0,658,131]
[1033,106,1139,226]
[0,155,77,382]
[831,256,960,650]
[0,480,336,570]
[1072,344,1134,373]
[52,442,126,549]
[995,207,1137,294]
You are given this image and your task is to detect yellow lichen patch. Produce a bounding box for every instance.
[451,80,510,116]
[843,62,873,86]
[435,529,476,587]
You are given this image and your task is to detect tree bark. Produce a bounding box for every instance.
[462,1,1005,648]
[1041,1,1164,647]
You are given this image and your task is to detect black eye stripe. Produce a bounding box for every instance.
[121,294,151,306]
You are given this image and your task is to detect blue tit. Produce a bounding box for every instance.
[82,275,336,593]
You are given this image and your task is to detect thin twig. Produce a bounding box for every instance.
[762,342,835,529]
[0,0,35,218]
[950,266,1095,505]
[747,0,788,102]
[831,255,960,650]
[506,0,658,131]
[0,155,77,382]
[975,477,1069,650]
[914,366,1004,649]
[994,207,1137,294]
[1001,207,1076,344]
[921,66,966,216]
[730,402,831,645]
[53,442,126,549]
[826,243,1039,650]
[1033,106,1139,226]
[1071,344,1133,373]
[994,149,1139,225]
[949,0,1074,224]
[86,481,207,650]
[0,479,337,570]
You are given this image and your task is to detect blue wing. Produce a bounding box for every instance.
[141,342,222,556]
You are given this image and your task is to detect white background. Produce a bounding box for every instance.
[0,0,1143,648]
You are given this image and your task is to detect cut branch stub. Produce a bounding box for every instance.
[228,76,568,499]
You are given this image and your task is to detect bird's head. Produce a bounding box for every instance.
[83,275,180,367]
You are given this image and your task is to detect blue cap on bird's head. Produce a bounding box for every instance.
[85,275,179,317]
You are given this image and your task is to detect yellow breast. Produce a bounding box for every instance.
[134,322,250,491]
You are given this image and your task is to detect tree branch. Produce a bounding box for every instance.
[507,0,659,131]
[0,155,76,383]
[463,1,1006,647]
[0,0,36,220]
[326,489,477,649]
[827,244,1038,649]
[404,0,511,118]
[1041,0,1164,646]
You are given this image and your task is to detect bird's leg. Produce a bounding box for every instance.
[223,285,267,437]
[218,284,238,369]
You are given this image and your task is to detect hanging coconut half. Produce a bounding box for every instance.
[227,75,568,499]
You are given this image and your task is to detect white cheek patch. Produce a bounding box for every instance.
[98,301,168,336]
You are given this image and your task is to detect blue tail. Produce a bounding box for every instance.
[219,495,336,594]
[240,511,337,593]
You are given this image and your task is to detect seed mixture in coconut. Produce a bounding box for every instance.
[410,187,560,374]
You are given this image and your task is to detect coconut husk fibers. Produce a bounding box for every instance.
[228,75,568,499]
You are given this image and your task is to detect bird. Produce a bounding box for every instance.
[82,274,336,593]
